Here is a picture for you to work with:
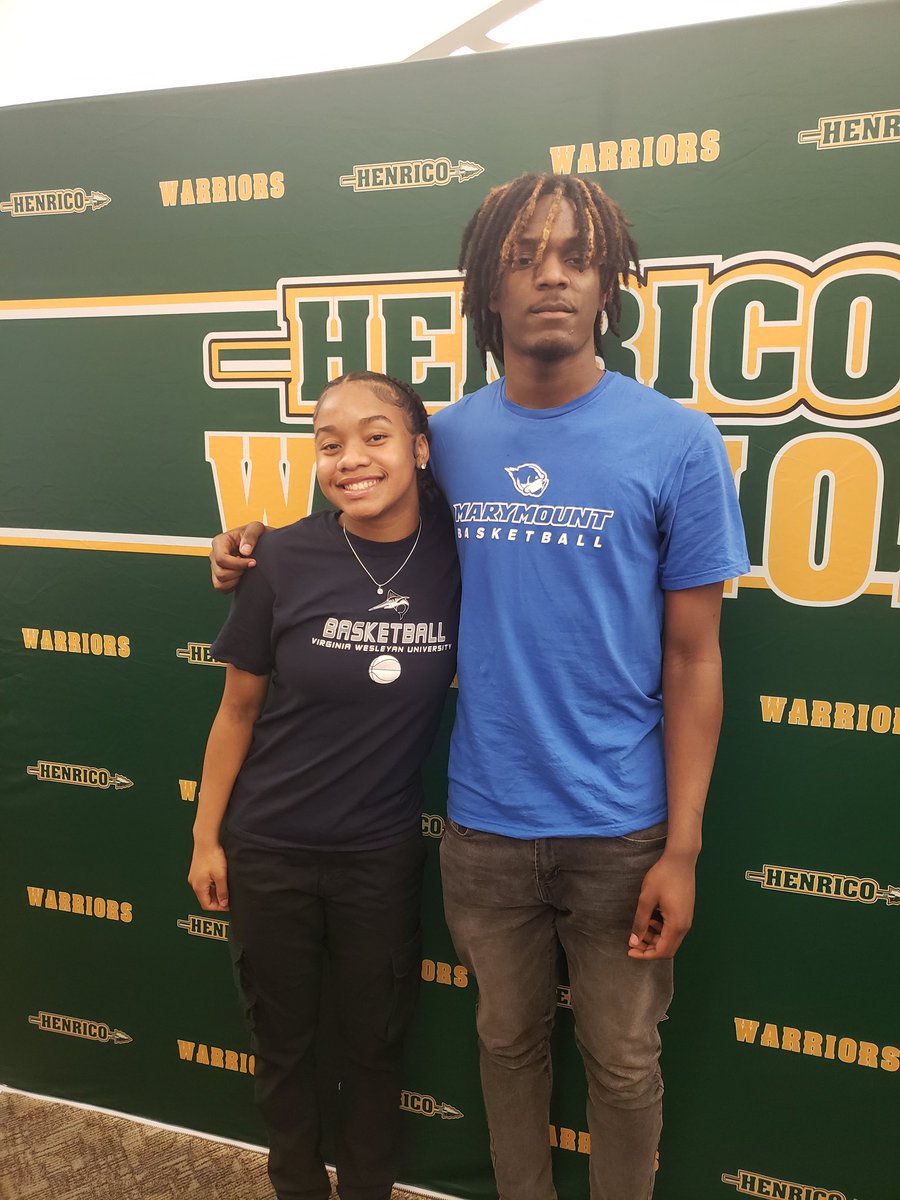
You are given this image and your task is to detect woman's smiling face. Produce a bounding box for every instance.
[313,381,428,540]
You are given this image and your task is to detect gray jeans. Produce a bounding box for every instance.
[440,819,674,1200]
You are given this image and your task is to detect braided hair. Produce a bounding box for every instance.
[458,172,640,366]
[315,370,439,501]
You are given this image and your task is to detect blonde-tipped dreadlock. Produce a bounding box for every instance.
[458,172,640,366]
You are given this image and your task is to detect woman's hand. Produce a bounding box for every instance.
[188,842,230,911]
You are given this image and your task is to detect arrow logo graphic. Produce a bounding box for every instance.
[29,1011,133,1045]
[1,187,112,217]
[339,157,485,192]
[433,1102,464,1120]
[27,761,133,790]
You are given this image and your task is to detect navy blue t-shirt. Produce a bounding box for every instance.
[211,504,460,851]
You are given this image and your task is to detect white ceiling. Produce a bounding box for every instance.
[0,0,851,109]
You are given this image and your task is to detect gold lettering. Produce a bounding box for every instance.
[781,1026,801,1052]
[205,433,318,530]
[734,1017,760,1043]
[765,435,882,606]
[676,131,698,163]
[159,180,180,206]
[558,1127,576,1151]
[787,698,809,726]
[656,134,676,166]
[858,1040,879,1068]
[576,142,597,174]
[598,141,618,172]
[700,129,720,161]
[620,139,641,170]
[803,1030,823,1057]
[870,704,892,733]
[759,695,788,723]
[837,1036,857,1063]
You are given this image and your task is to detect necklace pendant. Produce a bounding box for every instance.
[342,517,422,598]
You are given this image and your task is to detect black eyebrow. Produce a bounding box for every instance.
[314,413,394,437]
[515,235,584,250]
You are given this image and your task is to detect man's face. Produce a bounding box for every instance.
[490,194,605,365]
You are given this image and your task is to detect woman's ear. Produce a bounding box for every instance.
[414,433,430,470]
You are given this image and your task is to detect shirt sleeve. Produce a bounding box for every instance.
[209,556,276,676]
[658,417,751,590]
[427,405,451,495]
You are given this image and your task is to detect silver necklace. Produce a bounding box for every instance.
[342,518,422,594]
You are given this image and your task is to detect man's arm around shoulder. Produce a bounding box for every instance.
[210,521,267,593]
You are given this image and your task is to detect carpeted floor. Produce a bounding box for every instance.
[1,1090,430,1200]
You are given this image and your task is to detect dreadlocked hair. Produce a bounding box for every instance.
[315,370,440,503]
[458,172,641,366]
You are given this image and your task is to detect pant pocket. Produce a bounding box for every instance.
[228,938,258,1032]
[385,929,422,1044]
[618,819,669,845]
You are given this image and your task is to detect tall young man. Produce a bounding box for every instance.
[211,173,749,1200]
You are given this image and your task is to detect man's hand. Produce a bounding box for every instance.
[628,851,696,960]
[210,522,266,593]
[188,842,229,911]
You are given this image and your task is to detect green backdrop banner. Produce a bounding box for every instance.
[2,4,898,1197]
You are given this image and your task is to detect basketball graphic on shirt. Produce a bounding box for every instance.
[369,655,402,684]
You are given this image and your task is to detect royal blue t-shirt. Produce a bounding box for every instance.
[429,370,750,837]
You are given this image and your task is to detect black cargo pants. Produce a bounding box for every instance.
[224,831,426,1200]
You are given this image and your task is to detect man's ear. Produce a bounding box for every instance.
[599,291,611,334]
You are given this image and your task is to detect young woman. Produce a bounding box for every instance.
[188,372,460,1200]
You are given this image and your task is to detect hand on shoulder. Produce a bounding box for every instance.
[210,521,267,593]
